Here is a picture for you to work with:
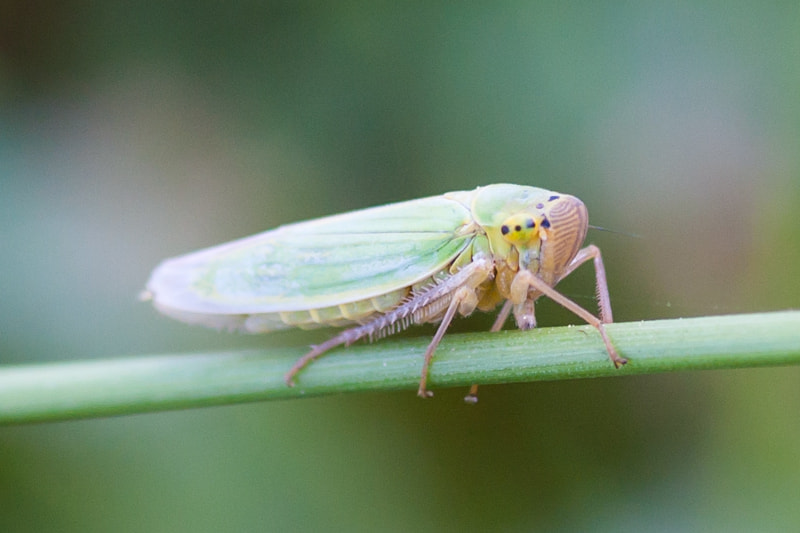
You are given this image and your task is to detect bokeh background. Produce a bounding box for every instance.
[2,2,799,531]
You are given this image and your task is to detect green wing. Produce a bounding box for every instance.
[147,194,475,314]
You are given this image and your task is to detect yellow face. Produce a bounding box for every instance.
[499,213,548,246]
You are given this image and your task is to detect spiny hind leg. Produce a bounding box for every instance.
[284,329,362,387]
[285,256,495,390]
[558,244,613,323]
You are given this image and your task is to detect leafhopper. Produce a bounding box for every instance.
[145,184,625,400]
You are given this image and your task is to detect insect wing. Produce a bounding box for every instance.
[147,195,475,315]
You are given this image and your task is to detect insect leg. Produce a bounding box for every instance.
[464,300,513,403]
[417,285,478,398]
[556,244,613,323]
[283,330,362,387]
[490,300,514,331]
[284,257,495,388]
[510,255,626,368]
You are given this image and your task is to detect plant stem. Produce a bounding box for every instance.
[1,311,799,423]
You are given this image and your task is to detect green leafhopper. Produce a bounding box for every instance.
[144,184,626,401]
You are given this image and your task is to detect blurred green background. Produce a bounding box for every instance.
[2,2,799,531]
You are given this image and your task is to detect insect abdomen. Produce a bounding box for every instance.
[267,287,408,331]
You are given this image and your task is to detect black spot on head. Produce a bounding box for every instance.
[541,217,551,228]
[548,195,560,202]
[514,225,522,232]
[526,218,535,228]
[501,225,509,235]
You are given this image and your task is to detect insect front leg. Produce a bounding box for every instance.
[509,247,626,368]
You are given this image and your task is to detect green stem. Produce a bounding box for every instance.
[1,311,799,423]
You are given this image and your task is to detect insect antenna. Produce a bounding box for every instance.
[588,224,642,239]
